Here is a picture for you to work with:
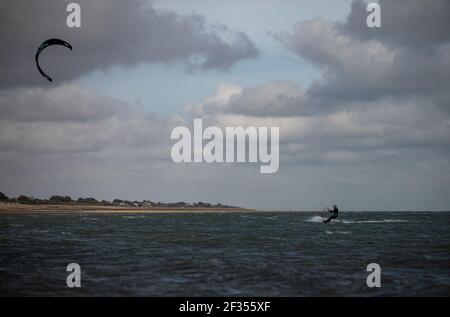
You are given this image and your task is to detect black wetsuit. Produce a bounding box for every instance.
[323,206,339,223]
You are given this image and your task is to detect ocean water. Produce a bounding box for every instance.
[0,211,448,296]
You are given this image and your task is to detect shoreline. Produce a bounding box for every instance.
[0,203,254,213]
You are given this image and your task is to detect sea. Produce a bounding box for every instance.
[0,211,449,296]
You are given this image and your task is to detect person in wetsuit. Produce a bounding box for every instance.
[323,204,339,223]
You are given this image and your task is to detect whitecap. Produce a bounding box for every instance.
[325,230,351,234]
[33,230,48,233]
[341,219,408,224]
[306,216,326,223]
[81,216,98,221]
[123,215,145,219]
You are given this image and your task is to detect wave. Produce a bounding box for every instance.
[81,216,98,221]
[306,216,344,223]
[306,216,408,224]
[32,230,48,233]
[341,219,409,224]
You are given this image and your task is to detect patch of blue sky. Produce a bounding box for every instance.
[78,53,318,116]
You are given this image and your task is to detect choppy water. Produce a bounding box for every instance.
[0,211,449,296]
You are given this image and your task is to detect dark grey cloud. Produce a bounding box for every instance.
[342,0,450,48]
[275,12,450,103]
[0,0,258,89]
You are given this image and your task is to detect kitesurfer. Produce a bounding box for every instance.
[323,204,339,223]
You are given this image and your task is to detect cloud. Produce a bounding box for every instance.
[0,0,258,89]
[191,84,450,160]
[0,85,128,123]
[275,17,450,102]
[188,81,310,117]
[341,0,450,47]
[0,84,170,153]
[272,0,450,106]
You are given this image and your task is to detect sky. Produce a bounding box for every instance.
[0,0,449,210]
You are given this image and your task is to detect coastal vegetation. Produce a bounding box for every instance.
[0,191,238,209]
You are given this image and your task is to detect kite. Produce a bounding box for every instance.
[35,39,72,82]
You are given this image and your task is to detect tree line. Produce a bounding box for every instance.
[0,191,238,209]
